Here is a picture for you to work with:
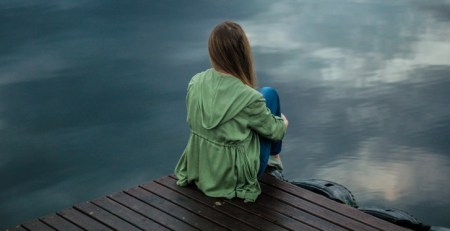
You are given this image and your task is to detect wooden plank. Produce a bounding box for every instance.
[75,201,141,231]
[260,182,378,231]
[91,197,169,231]
[124,187,227,231]
[252,193,347,231]
[225,197,318,231]
[40,214,83,231]
[140,181,258,231]
[154,176,289,231]
[126,188,227,231]
[167,175,344,231]
[21,220,55,231]
[165,175,317,231]
[106,191,193,231]
[260,174,410,231]
[58,208,112,230]
[11,174,410,231]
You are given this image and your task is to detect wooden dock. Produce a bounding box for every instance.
[7,174,410,231]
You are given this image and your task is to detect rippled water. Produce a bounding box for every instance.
[1,0,449,229]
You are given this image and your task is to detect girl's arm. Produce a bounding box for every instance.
[243,99,287,140]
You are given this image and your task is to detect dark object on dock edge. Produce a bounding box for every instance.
[288,178,449,231]
[359,207,450,231]
[291,179,358,208]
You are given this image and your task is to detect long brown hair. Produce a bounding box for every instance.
[208,21,257,88]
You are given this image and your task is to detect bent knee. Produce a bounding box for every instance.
[259,86,279,100]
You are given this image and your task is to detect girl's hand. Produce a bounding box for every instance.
[281,113,288,128]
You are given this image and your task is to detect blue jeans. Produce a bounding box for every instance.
[257,87,283,176]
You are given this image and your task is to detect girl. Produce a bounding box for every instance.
[175,21,288,202]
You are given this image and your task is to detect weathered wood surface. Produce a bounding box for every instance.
[7,174,411,231]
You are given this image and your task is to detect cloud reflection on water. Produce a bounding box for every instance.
[240,0,450,225]
[244,0,450,86]
[315,137,450,204]
[0,52,68,85]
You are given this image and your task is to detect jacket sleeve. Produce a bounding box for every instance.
[243,98,287,141]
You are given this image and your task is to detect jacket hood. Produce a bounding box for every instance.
[189,69,261,130]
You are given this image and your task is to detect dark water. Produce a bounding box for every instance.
[1,0,450,229]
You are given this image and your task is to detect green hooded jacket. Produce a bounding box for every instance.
[174,68,286,202]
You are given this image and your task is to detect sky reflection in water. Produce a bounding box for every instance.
[240,0,450,225]
[239,1,450,226]
[0,0,449,228]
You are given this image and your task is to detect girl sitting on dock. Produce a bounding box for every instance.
[174,21,288,202]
